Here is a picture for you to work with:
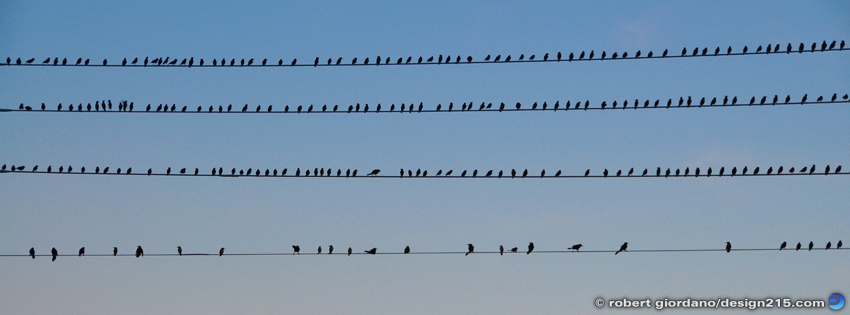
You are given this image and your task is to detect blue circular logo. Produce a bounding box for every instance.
[829,293,845,310]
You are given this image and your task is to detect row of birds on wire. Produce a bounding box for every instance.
[7,93,849,113]
[3,40,846,68]
[2,164,845,178]
[16,240,846,261]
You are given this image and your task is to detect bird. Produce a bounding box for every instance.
[328,245,334,254]
[725,242,731,253]
[113,247,118,256]
[780,242,786,250]
[367,169,380,176]
[30,247,35,259]
[136,246,144,257]
[79,247,85,256]
[404,246,410,254]
[796,242,802,251]
[365,248,377,255]
[220,248,225,256]
[527,242,534,254]
[826,242,832,250]
[499,245,504,255]
[348,247,352,256]
[808,241,814,251]
[178,246,182,256]
[292,245,300,255]
[51,247,58,261]
[615,242,628,255]
[838,240,843,249]
[570,244,583,251]
[466,244,474,256]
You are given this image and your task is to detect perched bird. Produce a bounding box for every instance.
[837,240,842,249]
[527,242,534,254]
[500,245,504,255]
[52,247,58,261]
[570,244,583,251]
[292,245,300,254]
[136,246,144,257]
[780,242,786,250]
[178,246,182,256]
[466,244,474,256]
[367,169,380,176]
[725,242,731,253]
[826,242,832,250]
[808,241,814,251]
[220,248,225,256]
[365,248,377,255]
[30,247,35,259]
[615,242,628,255]
[348,247,353,256]
[404,246,410,254]
[79,247,85,256]
[328,245,334,254]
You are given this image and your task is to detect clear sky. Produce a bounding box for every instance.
[1,1,848,314]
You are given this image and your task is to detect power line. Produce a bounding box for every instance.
[1,165,845,178]
[4,247,846,258]
[2,41,846,68]
[5,95,848,113]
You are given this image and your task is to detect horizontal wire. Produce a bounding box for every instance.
[1,165,845,178]
[3,247,846,258]
[2,41,846,68]
[4,95,848,114]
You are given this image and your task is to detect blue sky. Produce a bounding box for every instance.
[1,1,848,314]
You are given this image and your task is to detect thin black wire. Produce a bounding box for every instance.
[1,166,845,178]
[4,97,848,114]
[3,247,846,258]
[2,43,846,68]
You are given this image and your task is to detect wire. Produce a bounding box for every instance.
[4,95,848,113]
[1,165,845,178]
[3,247,846,258]
[2,41,846,68]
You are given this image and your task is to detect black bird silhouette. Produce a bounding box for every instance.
[825,242,831,250]
[500,245,504,255]
[838,240,843,249]
[585,169,590,176]
[365,248,377,255]
[30,247,35,259]
[348,247,352,256]
[466,244,474,256]
[328,245,334,254]
[779,242,787,251]
[795,242,801,251]
[136,246,143,257]
[615,242,628,255]
[403,246,410,254]
[808,241,813,251]
[177,246,182,256]
[367,169,380,176]
[219,248,225,256]
[570,244,583,251]
[527,242,534,254]
[725,242,732,253]
[113,247,118,256]
[642,169,648,176]
[51,247,58,261]
[292,245,300,255]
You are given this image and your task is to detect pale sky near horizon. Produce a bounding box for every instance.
[1,1,848,314]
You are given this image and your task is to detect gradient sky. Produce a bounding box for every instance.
[1,1,848,314]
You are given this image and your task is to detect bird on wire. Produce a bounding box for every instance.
[615,242,628,255]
